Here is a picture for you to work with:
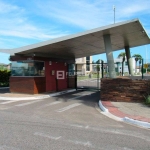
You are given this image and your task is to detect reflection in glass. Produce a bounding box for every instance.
[11,60,45,76]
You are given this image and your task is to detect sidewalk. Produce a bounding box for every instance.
[99,100,150,128]
[0,87,76,100]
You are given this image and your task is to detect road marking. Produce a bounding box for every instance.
[39,101,62,109]
[68,140,92,148]
[44,101,62,106]
[0,100,21,105]
[68,123,91,130]
[85,125,89,129]
[68,94,86,100]
[56,103,81,112]
[34,132,61,140]
[0,107,11,110]
[15,100,42,107]
[70,124,83,128]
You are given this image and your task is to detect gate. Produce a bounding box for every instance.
[76,63,101,90]
[68,59,148,91]
[67,63,104,90]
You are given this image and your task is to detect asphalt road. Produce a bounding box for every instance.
[0,90,150,150]
[77,78,101,89]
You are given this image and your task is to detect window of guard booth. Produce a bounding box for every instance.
[11,60,45,76]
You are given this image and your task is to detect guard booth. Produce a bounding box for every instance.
[10,55,75,94]
[1,19,149,94]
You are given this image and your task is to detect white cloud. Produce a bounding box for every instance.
[0,0,24,13]
[0,0,70,49]
[120,1,150,18]
[34,0,113,29]
[0,0,150,49]
[34,0,150,29]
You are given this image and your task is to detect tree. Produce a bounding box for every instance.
[96,59,101,64]
[132,54,142,73]
[118,52,126,76]
[92,61,95,64]
[118,52,126,59]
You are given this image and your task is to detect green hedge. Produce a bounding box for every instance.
[141,68,150,73]
[0,70,11,87]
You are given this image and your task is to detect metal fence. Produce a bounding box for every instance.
[67,59,150,90]
[102,59,150,79]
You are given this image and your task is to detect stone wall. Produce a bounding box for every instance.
[101,78,150,102]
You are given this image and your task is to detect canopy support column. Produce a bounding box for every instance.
[125,46,134,76]
[103,34,116,78]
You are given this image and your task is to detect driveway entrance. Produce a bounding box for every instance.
[75,63,102,91]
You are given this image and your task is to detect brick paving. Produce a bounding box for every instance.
[102,101,150,123]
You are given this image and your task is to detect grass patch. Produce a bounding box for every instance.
[143,93,150,106]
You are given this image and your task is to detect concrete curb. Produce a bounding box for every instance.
[99,100,150,129]
[123,117,150,129]
[0,87,9,89]
[98,100,123,122]
[0,89,76,101]
[98,101,108,112]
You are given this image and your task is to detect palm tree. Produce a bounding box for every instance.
[96,59,101,64]
[118,52,126,59]
[132,54,142,74]
[118,52,126,76]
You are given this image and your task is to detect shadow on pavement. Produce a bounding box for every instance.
[53,90,100,108]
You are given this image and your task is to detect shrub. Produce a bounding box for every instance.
[143,92,150,106]
[0,70,11,87]
[141,68,150,73]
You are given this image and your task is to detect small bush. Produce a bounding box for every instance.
[143,93,150,106]
[0,70,11,87]
[141,68,150,73]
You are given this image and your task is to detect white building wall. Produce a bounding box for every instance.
[75,56,92,75]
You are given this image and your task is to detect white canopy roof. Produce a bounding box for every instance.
[0,18,150,59]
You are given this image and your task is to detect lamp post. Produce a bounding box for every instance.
[135,57,139,74]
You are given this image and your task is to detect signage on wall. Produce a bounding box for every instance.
[57,71,65,79]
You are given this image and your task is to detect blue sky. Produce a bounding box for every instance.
[0,0,150,64]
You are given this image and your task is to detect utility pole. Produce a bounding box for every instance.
[113,5,115,24]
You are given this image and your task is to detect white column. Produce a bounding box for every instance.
[103,34,116,78]
[125,46,134,76]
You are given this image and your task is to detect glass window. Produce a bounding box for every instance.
[86,56,90,71]
[68,64,75,76]
[86,56,90,61]
[86,65,90,71]
[11,60,45,76]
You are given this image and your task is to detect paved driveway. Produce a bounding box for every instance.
[77,78,100,89]
[0,90,150,150]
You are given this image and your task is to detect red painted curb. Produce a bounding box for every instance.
[101,101,150,123]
